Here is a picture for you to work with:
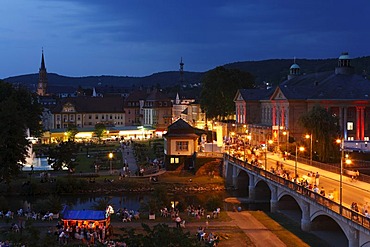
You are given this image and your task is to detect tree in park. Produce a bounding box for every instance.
[94,123,106,143]
[200,66,255,120]
[0,81,43,183]
[120,223,206,247]
[47,141,78,171]
[299,105,340,162]
[66,124,79,141]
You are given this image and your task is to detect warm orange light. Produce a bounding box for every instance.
[268,140,273,144]
[283,131,287,136]
[336,139,341,144]
[108,152,113,159]
[305,134,311,139]
[299,146,305,152]
[345,159,352,165]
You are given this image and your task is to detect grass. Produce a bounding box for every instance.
[250,211,331,247]
[160,171,224,185]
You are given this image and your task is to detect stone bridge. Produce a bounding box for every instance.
[224,155,370,247]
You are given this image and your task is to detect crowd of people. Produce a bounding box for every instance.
[196,226,219,246]
[54,220,114,246]
[227,136,370,225]
[116,207,140,222]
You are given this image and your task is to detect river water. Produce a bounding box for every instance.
[3,190,269,213]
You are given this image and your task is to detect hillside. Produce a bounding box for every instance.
[4,56,370,89]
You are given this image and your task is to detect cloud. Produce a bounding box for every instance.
[1,0,370,78]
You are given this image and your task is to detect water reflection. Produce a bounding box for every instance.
[4,190,269,213]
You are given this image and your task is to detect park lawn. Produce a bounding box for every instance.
[75,143,123,173]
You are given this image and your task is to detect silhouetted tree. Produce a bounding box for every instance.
[0,81,42,183]
[200,66,255,120]
[120,223,205,246]
[94,123,106,143]
[299,105,340,162]
[66,124,79,141]
[47,141,78,171]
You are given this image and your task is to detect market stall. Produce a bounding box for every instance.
[61,210,110,229]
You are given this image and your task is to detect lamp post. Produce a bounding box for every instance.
[295,145,305,180]
[336,139,351,215]
[245,134,252,162]
[305,134,313,166]
[265,139,273,171]
[283,131,288,155]
[336,138,344,214]
[108,152,113,175]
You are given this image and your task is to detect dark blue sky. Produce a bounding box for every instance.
[1,0,370,78]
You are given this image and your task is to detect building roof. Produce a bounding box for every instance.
[290,63,300,69]
[124,89,148,102]
[164,118,199,138]
[52,96,124,113]
[62,210,107,221]
[279,71,370,100]
[237,88,274,101]
[146,89,171,101]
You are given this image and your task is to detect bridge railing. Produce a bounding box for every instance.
[226,154,370,230]
[293,155,370,184]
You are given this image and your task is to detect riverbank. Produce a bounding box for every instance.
[0,170,226,197]
[0,170,335,246]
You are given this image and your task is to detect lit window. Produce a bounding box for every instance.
[176,141,189,151]
[170,158,179,164]
[364,137,369,141]
[347,122,353,130]
[348,136,354,141]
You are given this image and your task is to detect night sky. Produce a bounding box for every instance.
[1,0,370,78]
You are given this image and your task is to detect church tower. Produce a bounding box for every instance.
[37,49,48,96]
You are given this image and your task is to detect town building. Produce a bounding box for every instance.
[163,118,199,170]
[142,88,173,132]
[235,52,370,151]
[172,92,205,128]
[123,88,147,126]
[51,96,125,129]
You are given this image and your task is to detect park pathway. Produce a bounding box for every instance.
[120,142,139,176]
[226,211,286,247]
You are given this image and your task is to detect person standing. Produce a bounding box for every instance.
[175,216,181,228]
[315,172,320,186]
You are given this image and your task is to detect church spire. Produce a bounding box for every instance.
[41,48,46,70]
[37,49,48,96]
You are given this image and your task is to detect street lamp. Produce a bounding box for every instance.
[265,139,273,170]
[108,152,113,175]
[283,131,288,155]
[244,134,252,162]
[305,134,313,166]
[336,139,352,214]
[295,145,305,180]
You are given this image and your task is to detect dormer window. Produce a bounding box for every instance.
[62,103,76,112]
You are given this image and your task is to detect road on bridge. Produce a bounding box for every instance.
[266,153,370,212]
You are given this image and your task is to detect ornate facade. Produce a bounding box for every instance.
[235,52,370,145]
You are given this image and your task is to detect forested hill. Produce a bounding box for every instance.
[4,56,370,89]
[224,56,370,85]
